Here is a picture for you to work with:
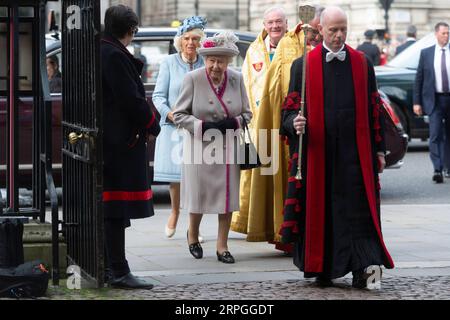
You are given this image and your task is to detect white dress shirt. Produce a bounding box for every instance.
[433,44,450,93]
[264,35,276,59]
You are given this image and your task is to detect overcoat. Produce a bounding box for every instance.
[101,34,160,221]
[152,53,204,182]
[173,67,252,214]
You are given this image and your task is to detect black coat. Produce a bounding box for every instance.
[101,34,160,220]
[395,39,415,56]
[356,41,380,66]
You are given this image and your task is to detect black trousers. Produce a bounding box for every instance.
[104,218,131,278]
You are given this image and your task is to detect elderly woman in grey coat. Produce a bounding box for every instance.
[173,31,252,263]
[152,16,207,241]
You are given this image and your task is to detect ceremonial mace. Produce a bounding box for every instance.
[295,4,316,180]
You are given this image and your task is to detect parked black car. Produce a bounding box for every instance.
[375,33,442,140]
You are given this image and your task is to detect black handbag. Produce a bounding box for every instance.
[239,117,262,170]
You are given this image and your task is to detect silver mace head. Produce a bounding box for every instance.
[298,4,316,27]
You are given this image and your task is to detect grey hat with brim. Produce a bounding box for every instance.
[198,47,239,57]
[197,31,240,57]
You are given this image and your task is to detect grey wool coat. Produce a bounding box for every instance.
[173,67,252,214]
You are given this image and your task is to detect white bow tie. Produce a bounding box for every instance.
[326,50,346,62]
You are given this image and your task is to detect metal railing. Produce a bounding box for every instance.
[61,0,103,288]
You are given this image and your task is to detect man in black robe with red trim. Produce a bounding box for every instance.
[102,5,160,289]
[280,6,394,288]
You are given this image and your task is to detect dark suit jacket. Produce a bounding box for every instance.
[395,39,415,56]
[356,41,380,66]
[414,44,450,115]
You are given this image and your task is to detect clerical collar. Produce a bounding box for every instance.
[265,36,277,53]
[322,42,345,54]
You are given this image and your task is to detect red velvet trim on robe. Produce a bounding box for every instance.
[303,44,394,273]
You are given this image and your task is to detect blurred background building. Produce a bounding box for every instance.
[46,0,450,48]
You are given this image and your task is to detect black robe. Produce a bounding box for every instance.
[280,45,393,279]
[101,34,160,222]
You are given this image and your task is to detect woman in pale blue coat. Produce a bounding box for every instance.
[152,16,207,239]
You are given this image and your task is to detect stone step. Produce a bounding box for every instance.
[22,220,67,277]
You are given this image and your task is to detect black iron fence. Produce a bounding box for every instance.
[0,0,59,283]
[61,0,103,288]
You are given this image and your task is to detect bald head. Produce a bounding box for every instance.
[320,6,347,26]
[318,6,348,52]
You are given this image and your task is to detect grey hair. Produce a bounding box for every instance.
[319,6,347,25]
[263,6,287,22]
[406,25,417,37]
[173,28,206,53]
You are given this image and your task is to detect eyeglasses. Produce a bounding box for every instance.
[132,27,139,35]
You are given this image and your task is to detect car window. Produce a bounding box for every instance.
[127,39,250,84]
[0,20,33,92]
[232,41,249,70]
[388,33,442,70]
[47,52,62,94]
[19,22,33,91]
[0,21,6,91]
[128,40,172,84]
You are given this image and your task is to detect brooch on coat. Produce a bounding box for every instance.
[229,75,237,88]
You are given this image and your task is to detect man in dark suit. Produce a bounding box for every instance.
[395,25,417,56]
[356,29,380,66]
[414,22,450,182]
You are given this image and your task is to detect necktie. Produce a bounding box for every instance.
[441,48,449,93]
[326,50,346,62]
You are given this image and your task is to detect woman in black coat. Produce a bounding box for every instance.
[101,5,160,289]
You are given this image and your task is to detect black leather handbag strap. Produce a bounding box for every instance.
[241,116,255,145]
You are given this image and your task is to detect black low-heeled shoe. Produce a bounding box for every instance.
[187,230,203,259]
[109,273,154,290]
[216,251,235,264]
[315,276,333,287]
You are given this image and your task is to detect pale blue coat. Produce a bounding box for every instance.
[152,53,204,182]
